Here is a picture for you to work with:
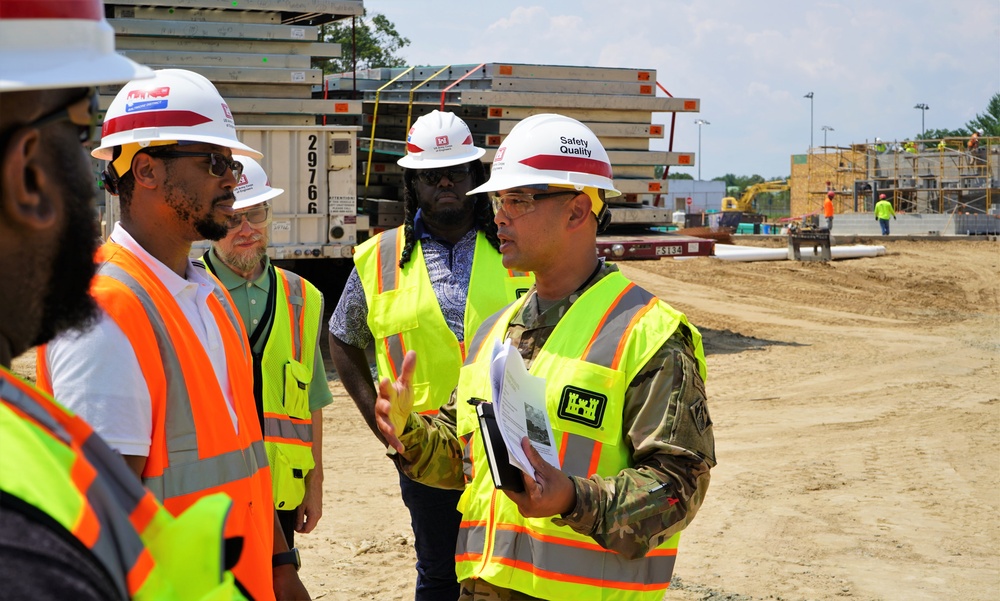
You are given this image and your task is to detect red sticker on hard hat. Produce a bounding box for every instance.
[103,110,212,136]
[520,154,613,179]
[435,135,449,147]
[1,0,103,20]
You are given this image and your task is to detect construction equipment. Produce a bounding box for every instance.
[722,180,789,212]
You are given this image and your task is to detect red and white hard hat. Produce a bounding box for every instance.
[397,110,485,169]
[0,0,152,91]
[232,157,284,210]
[468,113,620,200]
[93,69,261,162]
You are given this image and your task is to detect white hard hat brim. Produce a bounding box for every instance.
[467,172,621,198]
[92,133,263,161]
[233,186,283,210]
[0,20,153,92]
[397,146,485,169]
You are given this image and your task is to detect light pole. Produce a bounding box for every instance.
[914,103,929,136]
[821,125,834,150]
[804,92,814,150]
[694,119,710,180]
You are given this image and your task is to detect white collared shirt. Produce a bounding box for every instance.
[46,223,238,457]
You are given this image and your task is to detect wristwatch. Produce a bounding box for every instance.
[272,547,301,571]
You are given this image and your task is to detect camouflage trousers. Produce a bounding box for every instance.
[458,578,546,601]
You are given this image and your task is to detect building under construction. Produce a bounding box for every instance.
[790,137,998,219]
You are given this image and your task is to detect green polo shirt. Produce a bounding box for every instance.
[208,250,333,412]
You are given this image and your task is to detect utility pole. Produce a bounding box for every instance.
[694,119,710,181]
[804,92,814,150]
[914,103,929,136]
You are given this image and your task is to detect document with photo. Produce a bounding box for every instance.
[489,338,561,473]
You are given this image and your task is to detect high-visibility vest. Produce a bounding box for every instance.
[454,271,707,601]
[1,368,247,600]
[355,227,533,413]
[204,254,323,511]
[37,242,275,601]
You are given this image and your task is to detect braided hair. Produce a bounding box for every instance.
[398,159,501,268]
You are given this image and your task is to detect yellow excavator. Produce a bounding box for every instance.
[721,180,790,212]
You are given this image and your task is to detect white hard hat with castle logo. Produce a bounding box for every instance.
[233,156,284,209]
[396,110,485,169]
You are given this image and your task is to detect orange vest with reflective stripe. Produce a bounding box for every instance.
[454,271,706,600]
[38,242,275,601]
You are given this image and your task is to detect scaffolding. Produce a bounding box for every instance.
[790,137,998,218]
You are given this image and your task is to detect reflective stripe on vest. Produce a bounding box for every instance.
[1,369,245,600]
[258,267,322,508]
[356,227,533,413]
[97,262,268,498]
[454,271,703,600]
[71,242,275,601]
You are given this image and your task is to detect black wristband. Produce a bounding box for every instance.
[272,548,300,572]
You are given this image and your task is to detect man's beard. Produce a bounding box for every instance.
[30,145,100,346]
[162,165,232,241]
[217,232,267,274]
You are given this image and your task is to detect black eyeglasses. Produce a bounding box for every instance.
[224,205,271,229]
[489,190,579,219]
[415,166,470,186]
[146,150,243,181]
[6,87,99,146]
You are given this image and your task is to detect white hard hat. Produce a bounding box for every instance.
[976,128,984,134]
[468,113,620,201]
[0,0,153,92]
[94,69,261,163]
[396,110,485,169]
[232,156,283,209]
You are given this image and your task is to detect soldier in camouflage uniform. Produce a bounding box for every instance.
[376,114,716,601]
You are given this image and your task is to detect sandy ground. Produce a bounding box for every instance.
[11,239,999,600]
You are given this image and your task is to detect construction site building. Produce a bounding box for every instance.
[790,137,998,220]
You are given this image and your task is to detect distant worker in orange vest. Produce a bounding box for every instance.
[824,190,836,231]
[1,1,247,599]
[38,68,309,600]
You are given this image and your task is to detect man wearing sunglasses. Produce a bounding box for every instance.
[0,1,254,600]
[203,157,332,568]
[38,68,309,600]
[374,114,716,600]
[328,110,534,600]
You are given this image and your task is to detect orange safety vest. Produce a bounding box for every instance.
[37,241,275,601]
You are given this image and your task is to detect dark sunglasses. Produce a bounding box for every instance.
[146,149,244,181]
[415,166,470,186]
[224,205,271,229]
[6,87,99,146]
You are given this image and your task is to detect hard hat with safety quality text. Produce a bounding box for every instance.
[0,0,152,91]
[397,110,485,169]
[233,156,284,210]
[468,113,621,205]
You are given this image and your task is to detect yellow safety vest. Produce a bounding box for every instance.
[0,367,246,600]
[454,272,707,600]
[259,267,322,510]
[355,227,533,413]
[202,255,324,511]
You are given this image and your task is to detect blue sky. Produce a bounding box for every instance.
[362,0,999,180]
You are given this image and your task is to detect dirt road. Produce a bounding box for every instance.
[296,239,999,600]
[14,239,997,600]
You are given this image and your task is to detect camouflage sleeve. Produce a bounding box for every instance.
[390,393,467,490]
[552,325,716,560]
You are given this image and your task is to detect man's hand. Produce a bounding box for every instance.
[295,473,323,534]
[273,564,310,600]
[374,350,417,453]
[502,437,577,519]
